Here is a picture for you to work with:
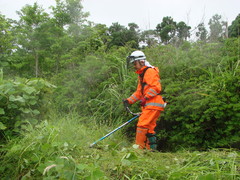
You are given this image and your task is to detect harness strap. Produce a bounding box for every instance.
[139,67,150,95]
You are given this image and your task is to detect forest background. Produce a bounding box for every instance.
[0,0,239,179]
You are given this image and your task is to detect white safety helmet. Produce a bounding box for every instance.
[127,50,146,64]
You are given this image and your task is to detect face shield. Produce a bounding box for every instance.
[126,55,146,69]
[126,56,135,69]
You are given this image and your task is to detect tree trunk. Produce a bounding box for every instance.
[35,52,39,77]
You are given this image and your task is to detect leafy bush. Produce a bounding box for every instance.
[52,47,137,124]
[151,38,240,150]
[0,75,55,140]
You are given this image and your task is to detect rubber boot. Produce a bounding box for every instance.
[146,133,157,150]
[135,127,149,149]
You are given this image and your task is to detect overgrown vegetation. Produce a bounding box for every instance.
[1,114,239,179]
[0,76,55,141]
[0,0,239,179]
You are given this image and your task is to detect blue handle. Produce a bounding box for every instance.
[90,115,139,147]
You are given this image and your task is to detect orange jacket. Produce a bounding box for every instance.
[127,66,165,111]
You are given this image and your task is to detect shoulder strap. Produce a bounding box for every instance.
[139,67,150,81]
[139,67,150,95]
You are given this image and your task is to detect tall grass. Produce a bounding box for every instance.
[0,112,239,179]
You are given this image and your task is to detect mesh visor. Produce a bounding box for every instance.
[126,56,135,69]
[127,56,135,63]
[126,55,145,68]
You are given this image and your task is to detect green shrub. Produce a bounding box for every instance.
[0,76,55,140]
[154,38,240,150]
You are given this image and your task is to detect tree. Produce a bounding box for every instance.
[49,0,76,74]
[208,14,226,42]
[107,22,126,48]
[140,29,158,47]
[12,0,89,76]
[65,0,89,37]
[72,24,108,56]
[107,22,140,49]
[15,3,50,77]
[156,16,177,44]
[196,23,208,42]
[50,0,71,28]
[126,23,140,48]
[176,21,191,41]
[228,14,240,37]
[93,24,110,46]
[0,14,15,68]
[66,0,88,25]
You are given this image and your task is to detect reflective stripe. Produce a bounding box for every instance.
[131,95,139,101]
[129,97,134,103]
[147,92,155,97]
[129,95,138,102]
[149,89,158,95]
[145,102,165,108]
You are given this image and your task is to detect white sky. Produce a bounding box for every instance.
[0,0,239,31]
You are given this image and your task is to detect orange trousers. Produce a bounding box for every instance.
[137,109,161,134]
[135,109,161,149]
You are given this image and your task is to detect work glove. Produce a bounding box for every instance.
[123,99,129,108]
[139,98,146,106]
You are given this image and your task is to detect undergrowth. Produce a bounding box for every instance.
[0,113,239,179]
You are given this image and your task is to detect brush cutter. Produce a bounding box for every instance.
[89,101,140,148]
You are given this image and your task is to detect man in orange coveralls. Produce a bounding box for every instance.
[124,50,165,150]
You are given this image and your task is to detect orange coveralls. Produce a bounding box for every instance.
[127,66,165,149]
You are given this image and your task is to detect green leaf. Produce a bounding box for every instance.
[9,95,25,103]
[92,169,104,179]
[0,108,5,115]
[32,109,40,115]
[28,118,38,125]
[23,86,36,94]
[29,99,37,105]
[76,164,88,171]
[20,108,31,113]
[8,103,18,109]
[0,122,7,130]
[23,94,30,100]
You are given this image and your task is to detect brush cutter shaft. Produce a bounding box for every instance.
[90,115,139,147]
